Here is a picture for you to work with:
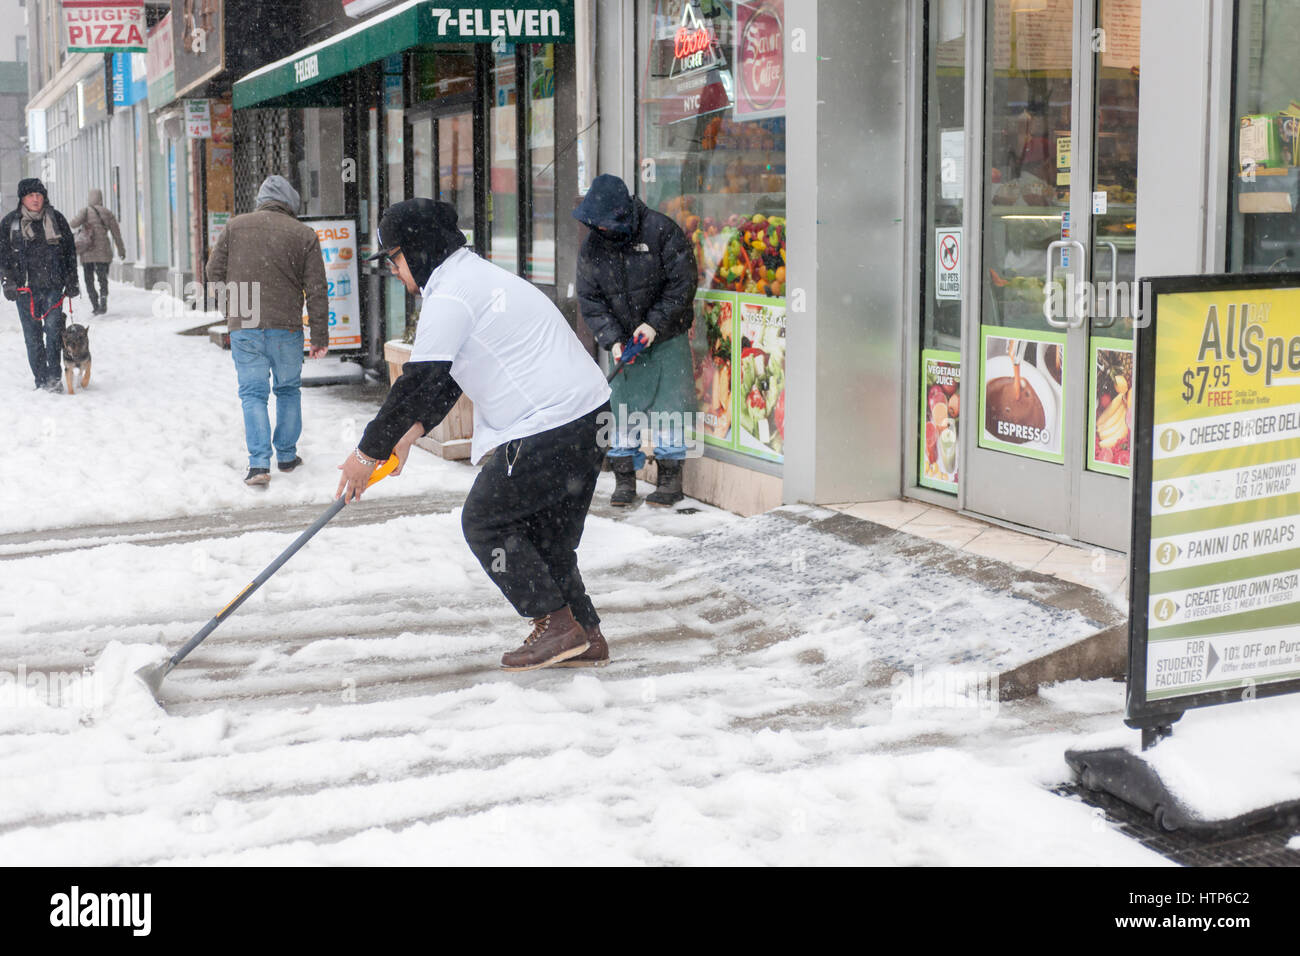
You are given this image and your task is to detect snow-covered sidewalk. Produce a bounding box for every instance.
[0,283,476,535]
[2,282,1297,865]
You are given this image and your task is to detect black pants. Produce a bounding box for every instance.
[16,289,65,387]
[461,403,609,628]
[82,262,109,311]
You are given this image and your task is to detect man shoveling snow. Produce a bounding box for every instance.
[336,199,613,671]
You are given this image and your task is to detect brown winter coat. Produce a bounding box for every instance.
[68,189,126,264]
[205,200,329,350]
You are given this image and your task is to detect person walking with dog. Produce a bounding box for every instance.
[335,198,614,671]
[206,175,329,487]
[0,178,79,393]
[574,174,698,508]
[68,189,126,315]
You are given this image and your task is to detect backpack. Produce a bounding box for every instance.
[74,206,104,256]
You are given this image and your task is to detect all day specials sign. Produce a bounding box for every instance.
[1129,273,1300,725]
[63,0,147,53]
[303,219,362,350]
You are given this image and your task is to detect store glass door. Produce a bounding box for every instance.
[966,0,1139,550]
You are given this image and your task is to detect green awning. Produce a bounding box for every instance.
[234,1,573,110]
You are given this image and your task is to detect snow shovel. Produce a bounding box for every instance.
[135,454,400,699]
[606,335,648,383]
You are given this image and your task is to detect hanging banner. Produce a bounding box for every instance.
[146,13,176,110]
[173,0,225,99]
[63,0,147,53]
[304,219,362,350]
[1128,273,1300,729]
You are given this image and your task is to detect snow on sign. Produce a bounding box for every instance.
[63,0,148,53]
[936,228,961,301]
[1128,273,1300,728]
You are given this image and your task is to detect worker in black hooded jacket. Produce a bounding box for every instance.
[0,178,79,392]
[574,174,698,507]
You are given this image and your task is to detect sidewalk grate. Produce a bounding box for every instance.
[1055,783,1300,867]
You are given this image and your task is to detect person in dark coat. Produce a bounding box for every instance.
[574,174,698,507]
[0,179,79,392]
[68,188,126,315]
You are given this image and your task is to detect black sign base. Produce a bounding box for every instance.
[1066,746,1300,836]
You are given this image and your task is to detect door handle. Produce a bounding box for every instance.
[1093,240,1118,328]
[1044,240,1087,328]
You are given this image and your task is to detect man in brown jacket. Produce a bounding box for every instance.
[206,175,329,486]
[68,189,126,315]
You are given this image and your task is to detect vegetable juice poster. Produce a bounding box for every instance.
[1089,338,1134,476]
[690,291,737,448]
[736,295,786,462]
[978,329,1066,463]
[920,350,960,493]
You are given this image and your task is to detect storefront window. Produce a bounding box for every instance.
[638,0,787,466]
[490,48,519,272]
[525,44,555,283]
[919,0,966,494]
[1230,3,1300,273]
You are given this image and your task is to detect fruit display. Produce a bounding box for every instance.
[737,302,786,457]
[689,297,734,440]
[671,207,786,297]
[1093,349,1134,468]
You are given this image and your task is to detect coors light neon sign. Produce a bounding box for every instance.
[670,2,722,77]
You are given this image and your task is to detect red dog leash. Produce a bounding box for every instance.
[16,287,65,323]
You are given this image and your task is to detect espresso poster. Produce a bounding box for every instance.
[920,350,960,493]
[978,329,1066,463]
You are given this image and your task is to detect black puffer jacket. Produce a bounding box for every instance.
[574,176,697,350]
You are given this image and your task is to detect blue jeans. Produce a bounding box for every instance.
[605,404,688,471]
[230,329,304,469]
[16,291,65,387]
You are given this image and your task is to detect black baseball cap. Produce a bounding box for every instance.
[366,199,463,261]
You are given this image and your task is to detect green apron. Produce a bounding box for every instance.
[609,332,695,420]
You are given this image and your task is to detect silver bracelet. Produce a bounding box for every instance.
[354,448,378,466]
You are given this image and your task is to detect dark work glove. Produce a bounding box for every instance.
[65,284,80,299]
[1,278,14,301]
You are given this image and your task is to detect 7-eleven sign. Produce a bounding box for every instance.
[670,1,725,78]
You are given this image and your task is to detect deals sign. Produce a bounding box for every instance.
[1129,273,1300,727]
[303,219,362,351]
[63,0,147,53]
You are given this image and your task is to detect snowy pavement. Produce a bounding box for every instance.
[1,283,1296,865]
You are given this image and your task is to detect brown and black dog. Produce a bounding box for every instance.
[61,323,92,394]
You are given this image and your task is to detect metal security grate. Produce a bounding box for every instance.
[233,108,292,214]
[1055,782,1300,866]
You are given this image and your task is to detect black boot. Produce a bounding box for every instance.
[609,457,639,507]
[646,459,684,507]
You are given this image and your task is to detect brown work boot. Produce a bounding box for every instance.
[500,606,590,671]
[554,622,610,667]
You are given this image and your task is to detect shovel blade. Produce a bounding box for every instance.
[135,660,174,699]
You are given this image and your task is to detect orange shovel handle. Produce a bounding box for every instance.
[366,453,400,488]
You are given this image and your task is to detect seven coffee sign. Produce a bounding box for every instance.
[1129,272,1300,729]
[63,0,147,53]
